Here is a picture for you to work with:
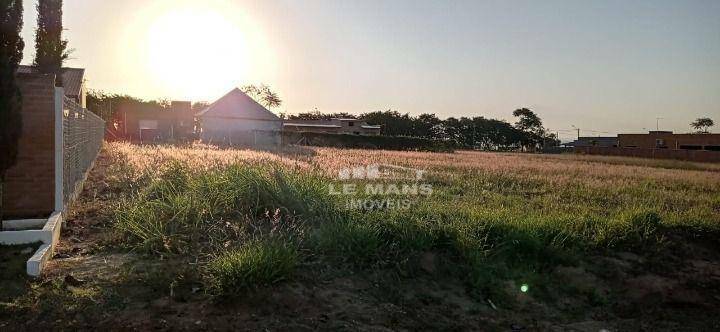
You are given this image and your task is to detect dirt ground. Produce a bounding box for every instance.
[2,151,720,331]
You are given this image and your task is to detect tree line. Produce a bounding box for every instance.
[88,79,560,151]
[288,108,560,150]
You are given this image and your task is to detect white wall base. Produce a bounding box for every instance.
[0,211,63,277]
[2,218,47,230]
[27,244,52,276]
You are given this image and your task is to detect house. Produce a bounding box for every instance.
[113,101,194,142]
[619,131,720,151]
[17,65,87,107]
[568,136,618,148]
[283,118,381,136]
[574,130,720,162]
[196,88,282,146]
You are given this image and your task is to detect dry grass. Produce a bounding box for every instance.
[110,143,720,185]
[106,142,720,230]
[105,142,720,303]
[109,141,313,171]
[307,148,720,188]
[105,142,315,190]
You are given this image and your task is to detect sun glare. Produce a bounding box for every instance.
[145,7,251,101]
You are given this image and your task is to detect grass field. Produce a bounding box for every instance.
[2,142,720,330]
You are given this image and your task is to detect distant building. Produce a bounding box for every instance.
[568,136,618,148]
[113,101,194,142]
[196,88,282,146]
[619,131,720,151]
[283,118,381,136]
[17,65,87,107]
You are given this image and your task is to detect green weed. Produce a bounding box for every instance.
[206,239,299,297]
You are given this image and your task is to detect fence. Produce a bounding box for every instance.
[1,73,106,218]
[0,75,107,277]
[62,96,105,208]
[574,146,720,163]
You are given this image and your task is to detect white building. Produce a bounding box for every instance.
[196,88,282,146]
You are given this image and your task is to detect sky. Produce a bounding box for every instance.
[19,0,720,141]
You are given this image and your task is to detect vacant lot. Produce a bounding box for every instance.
[2,142,720,330]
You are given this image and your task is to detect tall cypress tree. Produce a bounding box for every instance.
[0,0,25,225]
[33,0,66,86]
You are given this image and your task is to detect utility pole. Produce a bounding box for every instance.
[572,125,580,140]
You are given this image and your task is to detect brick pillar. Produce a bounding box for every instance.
[2,73,57,218]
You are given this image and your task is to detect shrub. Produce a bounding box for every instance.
[206,239,299,297]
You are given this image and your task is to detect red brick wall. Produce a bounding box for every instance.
[2,73,57,218]
[619,133,720,149]
[574,146,720,163]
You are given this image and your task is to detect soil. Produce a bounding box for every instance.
[0,244,39,301]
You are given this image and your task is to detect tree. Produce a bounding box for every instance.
[33,0,68,86]
[512,108,554,151]
[240,84,282,110]
[691,117,714,133]
[86,90,168,122]
[414,113,443,139]
[1,0,24,226]
[512,108,543,133]
[361,110,415,136]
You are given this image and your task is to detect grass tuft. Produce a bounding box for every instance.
[206,239,299,297]
[310,219,384,266]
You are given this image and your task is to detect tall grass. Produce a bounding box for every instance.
[310,218,384,266]
[206,238,299,297]
[107,142,720,299]
[114,160,333,254]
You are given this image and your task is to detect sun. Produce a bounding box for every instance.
[145,8,250,101]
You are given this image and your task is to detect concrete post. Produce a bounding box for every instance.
[54,88,64,212]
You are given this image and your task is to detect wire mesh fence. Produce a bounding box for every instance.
[63,97,105,207]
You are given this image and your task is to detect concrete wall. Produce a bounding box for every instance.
[3,74,57,218]
[572,137,618,147]
[574,146,720,163]
[282,119,381,136]
[200,117,281,146]
[114,102,194,143]
[283,125,341,134]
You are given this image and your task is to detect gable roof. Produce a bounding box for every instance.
[17,65,85,98]
[196,88,280,121]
